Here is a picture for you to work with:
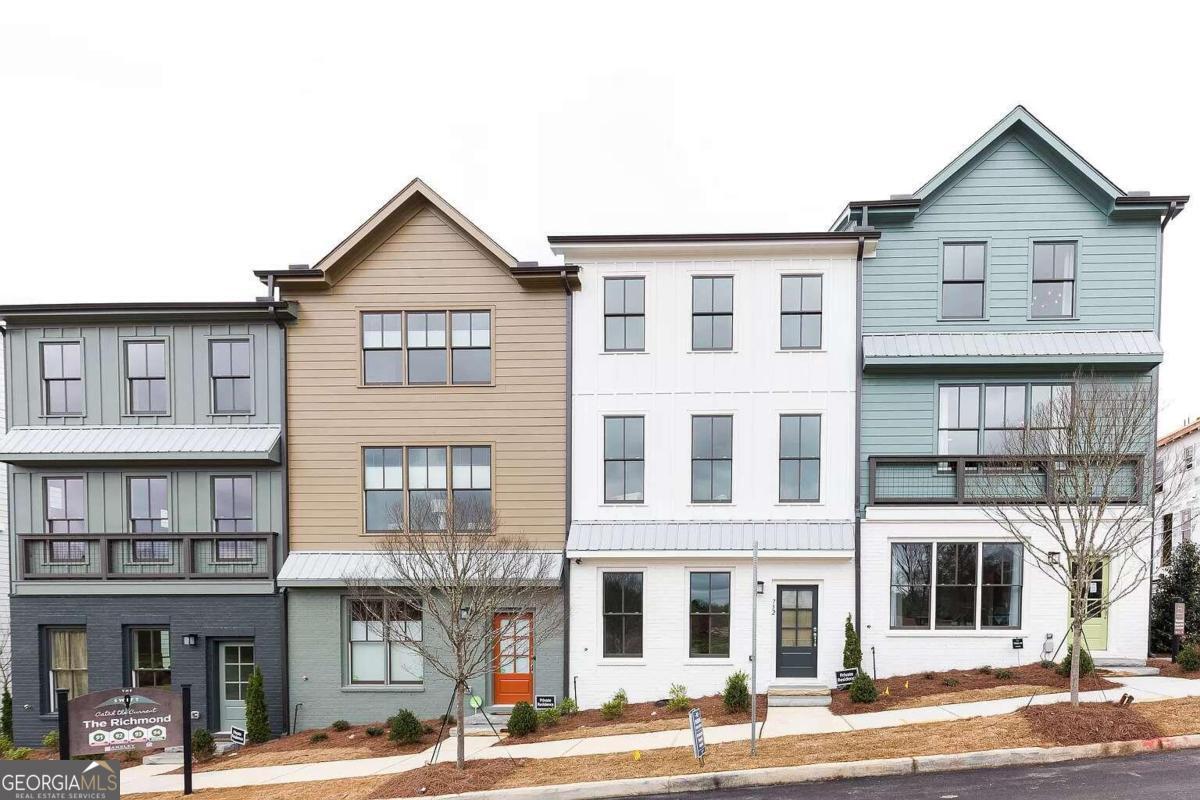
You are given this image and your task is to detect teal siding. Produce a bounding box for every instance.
[862,135,1160,333]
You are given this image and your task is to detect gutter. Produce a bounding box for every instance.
[853,235,866,635]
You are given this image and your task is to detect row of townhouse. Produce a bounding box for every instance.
[0,106,1187,742]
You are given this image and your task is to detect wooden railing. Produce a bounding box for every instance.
[16,532,276,581]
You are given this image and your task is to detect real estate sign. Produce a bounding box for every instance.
[688,708,706,762]
[68,688,184,755]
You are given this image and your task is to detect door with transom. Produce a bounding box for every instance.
[776,585,818,678]
[492,613,533,705]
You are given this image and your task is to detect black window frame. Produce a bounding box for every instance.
[688,571,731,658]
[982,384,1027,455]
[124,340,169,415]
[212,475,254,533]
[780,274,822,350]
[603,277,646,352]
[130,627,172,688]
[937,385,981,456]
[603,416,645,504]
[691,414,733,504]
[981,543,1023,629]
[602,571,643,658]
[362,312,404,385]
[940,381,1074,456]
[41,341,84,417]
[450,310,492,385]
[779,414,821,502]
[940,242,987,320]
[889,542,932,629]
[46,626,88,712]
[691,276,733,351]
[209,339,252,415]
[1030,241,1077,319]
[934,542,978,630]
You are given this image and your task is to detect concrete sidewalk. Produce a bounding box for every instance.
[119,675,1200,795]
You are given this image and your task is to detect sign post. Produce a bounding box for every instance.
[56,689,70,760]
[749,540,758,755]
[1173,600,1186,662]
[688,708,706,767]
[182,684,193,796]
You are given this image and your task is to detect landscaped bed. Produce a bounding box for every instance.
[1148,657,1199,679]
[829,663,1119,714]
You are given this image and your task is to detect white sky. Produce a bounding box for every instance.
[1,1,1196,433]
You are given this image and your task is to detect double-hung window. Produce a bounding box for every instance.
[981,543,1023,628]
[130,628,172,687]
[48,628,88,710]
[408,447,448,531]
[129,477,169,533]
[889,543,932,628]
[1031,242,1076,318]
[935,543,978,629]
[126,341,168,414]
[937,386,980,455]
[689,572,730,657]
[983,385,1026,454]
[42,342,83,416]
[691,276,733,351]
[941,243,986,319]
[364,447,405,532]
[210,340,252,414]
[362,313,404,384]
[407,312,448,384]
[603,416,644,503]
[451,446,492,530]
[213,476,253,532]
[45,477,85,534]
[1030,384,1073,452]
[603,277,645,352]
[348,599,423,685]
[691,415,733,503]
[450,311,492,384]
[1163,513,1174,565]
[781,275,822,349]
[779,414,820,502]
[602,572,643,658]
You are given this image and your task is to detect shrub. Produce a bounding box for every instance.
[848,671,878,704]
[331,719,351,732]
[922,672,935,680]
[0,734,11,754]
[245,666,270,744]
[5,747,32,760]
[600,689,628,720]
[1151,540,1200,653]
[556,697,579,716]
[388,709,422,744]
[977,665,993,675]
[842,614,862,670]
[309,732,328,743]
[994,668,1014,680]
[942,677,960,687]
[439,714,456,726]
[722,671,751,714]
[1178,644,1200,672]
[536,707,561,728]
[365,727,384,737]
[192,729,216,761]
[422,724,434,735]
[666,683,691,713]
[2,688,12,742]
[1057,647,1095,677]
[507,702,538,736]
[42,730,59,749]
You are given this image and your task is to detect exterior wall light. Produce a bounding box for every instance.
[182,633,198,647]
[756,581,765,595]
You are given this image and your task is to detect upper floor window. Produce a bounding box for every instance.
[363,311,492,386]
[407,312,448,384]
[408,446,448,531]
[691,415,733,503]
[983,385,1026,454]
[364,447,404,532]
[45,477,85,533]
[692,276,733,351]
[451,446,492,530]
[941,243,986,319]
[42,342,83,416]
[939,382,1073,456]
[126,341,168,414]
[451,312,492,383]
[603,416,644,503]
[937,385,981,455]
[779,414,820,502]
[128,476,169,533]
[604,277,645,352]
[1031,242,1076,319]
[363,446,493,534]
[1185,446,1195,471]
[362,313,403,384]
[213,476,253,532]
[781,275,822,349]
[210,340,252,414]
[1163,512,1174,565]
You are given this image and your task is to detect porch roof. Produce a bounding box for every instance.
[566,521,855,556]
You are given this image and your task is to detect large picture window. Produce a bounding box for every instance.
[347,600,423,685]
[604,277,645,352]
[131,628,172,687]
[364,446,493,533]
[48,628,88,711]
[892,541,1024,631]
[781,275,822,349]
[689,572,730,658]
[603,416,644,503]
[779,414,820,502]
[890,543,932,629]
[1031,241,1076,319]
[940,382,1073,455]
[691,276,733,351]
[125,341,168,414]
[602,572,643,658]
[691,415,733,503]
[42,342,83,416]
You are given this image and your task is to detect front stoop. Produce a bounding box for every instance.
[1095,658,1160,677]
[767,683,831,707]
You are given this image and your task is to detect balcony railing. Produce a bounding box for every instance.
[17,532,276,581]
[868,455,1144,506]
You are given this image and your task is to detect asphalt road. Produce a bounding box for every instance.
[641,750,1200,799]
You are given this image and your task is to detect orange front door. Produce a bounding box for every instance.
[493,613,533,705]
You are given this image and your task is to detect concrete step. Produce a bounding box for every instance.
[767,683,831,708]
[1101,665,1161,676]
[462,711,510,736]
[142,748,183,765]
[1095,658,1147,667]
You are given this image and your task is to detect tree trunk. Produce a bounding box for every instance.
[1070,610,1083,707]
[455,681,466,769]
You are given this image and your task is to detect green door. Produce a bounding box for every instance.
[218,641,255,731]
[1076,563,1109,652]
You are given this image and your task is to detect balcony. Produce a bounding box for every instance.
[16,532,276,581]
[868,455,1144,506]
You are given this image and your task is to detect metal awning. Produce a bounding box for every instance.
[566,521,855,556]
[277,550,565,588]
[0,425,282,463]
[862,330,1162,367]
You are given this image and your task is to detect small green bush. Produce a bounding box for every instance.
[439,714,456,726]
[942,677,960,687]
[1058,647,1095,677]
[507,702,538,736]
[5,747,32,760]
[536,707,561,728]
[1039,659,1055,670]
[0,734,12,754]
[244,666,271,744]
[666,683,691,713]
[1178,644,1200,672]
[2,688,12,742]
[331,719,351,732]
[993,668,1014,680]
[848,671,878,704]
[977,665,993,675]
[722,671,751,714]
[556,697,579,716]
[922,672,935,680]
[192,729,216,761]
[365,727,384,737]
[388,709,422,744]
[600,689,628,720]
[309,732,328,743]
[42,730,59,749]
[842,614,862,670]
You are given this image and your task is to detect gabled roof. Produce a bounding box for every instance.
[1158,419,1200,448]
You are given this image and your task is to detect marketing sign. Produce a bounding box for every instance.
[835,668,858,689]
[0,760,119,800]
[1175,602,1186,637]
[688,708,706,762]
[68,688,183,755]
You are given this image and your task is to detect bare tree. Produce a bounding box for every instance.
[970,372,1182,705]
[347,498,564,769]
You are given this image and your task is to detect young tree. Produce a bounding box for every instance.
[842,613,862,670]
[972,373,1181,705]
[348,502,564,769]
[1150,540,1200,653]
[244,665,270,743]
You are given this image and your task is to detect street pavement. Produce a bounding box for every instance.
[641,749,1200,799]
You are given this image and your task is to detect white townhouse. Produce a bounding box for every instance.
[1157,419,1199,567]
[552,231,877,708]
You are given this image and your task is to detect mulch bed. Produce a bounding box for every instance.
[503,694,767,744]
[370,758,527,798]
[830,663,1118,715]
[1147,657,1200,678]
[1020,701,1162,746]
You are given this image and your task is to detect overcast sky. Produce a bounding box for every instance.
[1,2,1196,433]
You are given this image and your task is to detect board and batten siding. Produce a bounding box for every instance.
[283,204,568,549]
[862,136,1161,333]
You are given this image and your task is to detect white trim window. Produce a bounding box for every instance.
[48,627,88,711]
[890,541,1023,631]
[347,599,423,685]
[688,571,731,658]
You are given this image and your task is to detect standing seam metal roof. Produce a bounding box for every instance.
[861,330,1162,360]
[566,521,855,552]
[0,425,281,460]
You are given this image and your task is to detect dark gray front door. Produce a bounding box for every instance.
[776,585,817,678]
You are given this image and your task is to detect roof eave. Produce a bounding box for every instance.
[0,301,297,324]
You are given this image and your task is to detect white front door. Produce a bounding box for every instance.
[218,641,255,731]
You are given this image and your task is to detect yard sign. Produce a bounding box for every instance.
[689,708,706,764]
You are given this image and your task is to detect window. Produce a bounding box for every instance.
[1186,446,1195,471]
[347,600,423,685]
[983,385,1026,454]
[210,340,252,414]
[408,447,448,531]
[890,543,931,628]
[451,311,491,384]
[451,446,491,530]
[47,541,88,563]
[935,543,978,629]
[128,476,169,533]
[602,572,643,657]
[1030,384,1073,451]
[364,447,404,532]
[779,415,820,502]
[691,415,733,503]
[941,243,986,319]
[131,628,171,687]
[45,477,85,533]
[781,275,822,349]
[938,386,980,455]
[603,416,644,503]
[125,341,168,414]
[132,541,172,563]
[48,628,87,710]
[362,313,403,384]
[981,544,1023,628]
[1031,242,1076,318]
[1156,458,1165,493]
[692,277,733,351]
[407,312,447,384]
[689,572,730,658]
[42,342,83,415]
[213,476,253,532]
[1184,510,1194,544]
[1163,513,1174,566]
[603,277,645,352]
[215,540,257,562]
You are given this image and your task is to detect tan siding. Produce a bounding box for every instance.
[284,204,568,550]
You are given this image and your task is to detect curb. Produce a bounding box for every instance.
[400,733,1200,800]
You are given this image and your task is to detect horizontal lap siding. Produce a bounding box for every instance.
[285,205,568,549]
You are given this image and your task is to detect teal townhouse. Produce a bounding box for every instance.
[837,106,1186,677]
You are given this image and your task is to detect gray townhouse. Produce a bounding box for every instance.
[0,302,294,745]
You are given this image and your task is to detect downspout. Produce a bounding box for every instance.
[854,233,866,636]
[270,300,292,733]
[560,270,573,703]
[1146,202,1174,657]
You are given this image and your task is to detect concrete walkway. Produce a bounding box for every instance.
[119,676,1200,795]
